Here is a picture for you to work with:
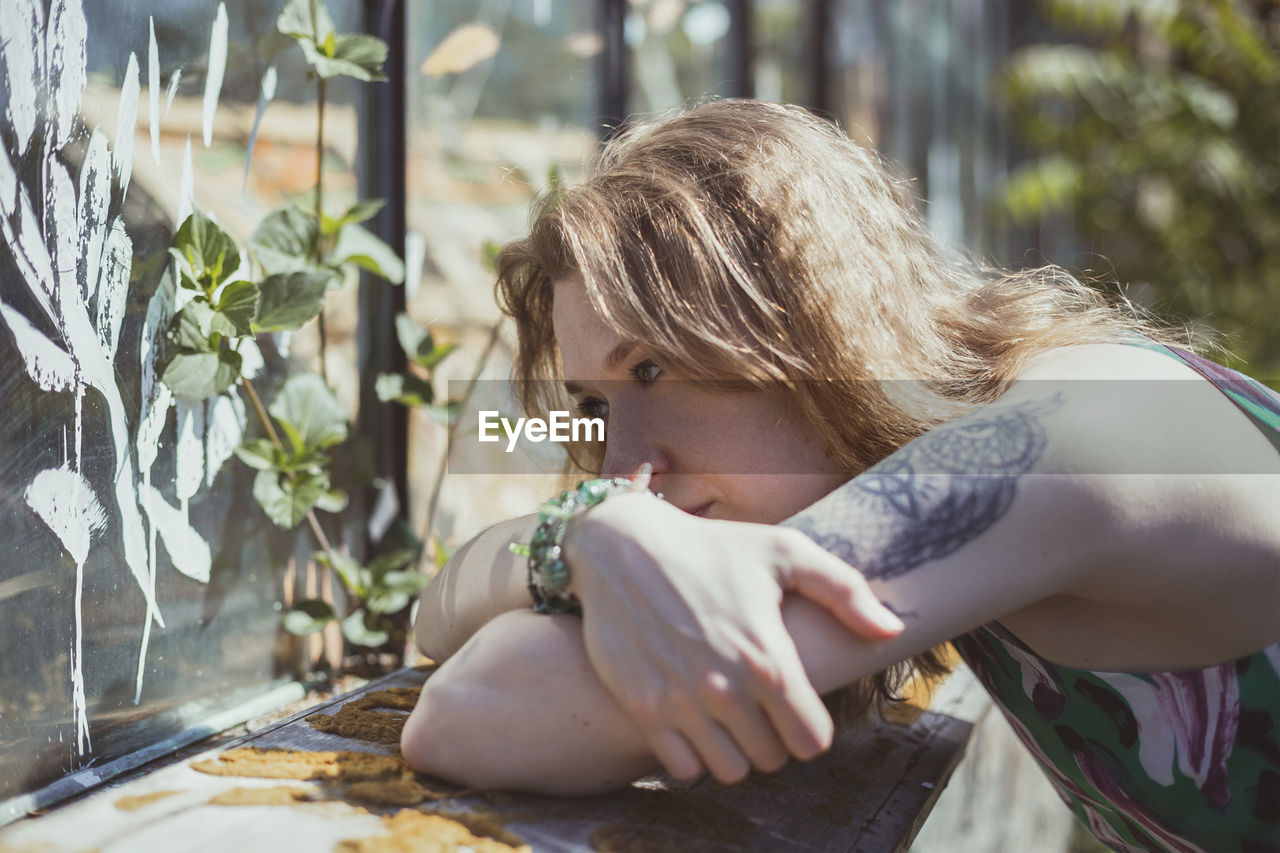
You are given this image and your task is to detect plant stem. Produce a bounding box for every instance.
[315,73,329,385]
[242,376,335,556]
[417,322,503,573]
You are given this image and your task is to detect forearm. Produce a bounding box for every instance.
[402,596,887,794]
[413,513,537,662]
[403,609,658,794]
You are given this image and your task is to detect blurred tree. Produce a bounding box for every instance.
[1003,0,1280,380]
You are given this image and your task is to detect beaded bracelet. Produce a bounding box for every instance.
[510,465,653,614]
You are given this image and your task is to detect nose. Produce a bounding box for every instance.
[598,401,669,484]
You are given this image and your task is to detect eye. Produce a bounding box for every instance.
[576,397,608,419]
[629,359,662,385]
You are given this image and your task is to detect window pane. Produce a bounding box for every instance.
[0,0,367,807]
[627,0,734,113]
[404,1,596,547]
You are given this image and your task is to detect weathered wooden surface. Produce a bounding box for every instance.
[0,665,997,853]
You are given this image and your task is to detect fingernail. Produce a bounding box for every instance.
[875,608,905,633]
[631,463,653,491]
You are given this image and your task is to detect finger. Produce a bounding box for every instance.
[697,670,790,773]
[645,726,704,781]
[742,631,833,761]
[787,538,904,638]
[674,714,752,785]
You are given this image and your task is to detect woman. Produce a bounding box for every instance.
[403,100,1280,852]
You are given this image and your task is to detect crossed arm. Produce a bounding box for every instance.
[403,346,1280,794]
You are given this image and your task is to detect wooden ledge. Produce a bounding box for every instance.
[0,665,992,852]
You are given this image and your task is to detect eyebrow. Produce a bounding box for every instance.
[563,341,637,395]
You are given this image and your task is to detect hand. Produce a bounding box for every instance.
[563,491,904,784]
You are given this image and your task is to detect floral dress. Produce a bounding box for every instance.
[952,346,1280,853]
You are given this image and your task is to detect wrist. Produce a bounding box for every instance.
[515,477,655,614]
[561,491,653,595]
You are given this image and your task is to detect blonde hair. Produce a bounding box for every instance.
[495,98,1188,717]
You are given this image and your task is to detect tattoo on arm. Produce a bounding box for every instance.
[784,395,1063,581]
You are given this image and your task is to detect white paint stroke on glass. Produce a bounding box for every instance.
[3,0,43,156]
[25,465,107,752]
[0,0,165,750]
[201,3,228,149]
[243,65,278,189]
[114,53,140,192]
[177,135,194,228]
[25,467,105,570]
[148,16,160,163]
[96,221,130,361]
[135,272,175,701]
[0,303,76,392]
[78,130,111,308]
[2,0,254,743]
[142,484,212,584]
[240,337,265,380]
[175,400,206,508]
[164,67,182,116]
[206,393,246,489]
[45,158,79,312]
[137,273,176,475]
[46,0,87,150]
[0,140,57,320]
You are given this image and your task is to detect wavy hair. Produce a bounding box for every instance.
[495,98,1189,718]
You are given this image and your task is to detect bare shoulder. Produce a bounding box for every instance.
[1007,342,1280,477]
[997,343,1280,668]
[1018,341,1213,381]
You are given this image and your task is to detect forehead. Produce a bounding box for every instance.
[552,278,633,379]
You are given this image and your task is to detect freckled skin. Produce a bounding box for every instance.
[553,280,850,523]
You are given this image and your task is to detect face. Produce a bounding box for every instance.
[552,279,849,524]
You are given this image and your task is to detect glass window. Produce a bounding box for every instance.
[0,0,368,809]
[627,0,735,114]
[404,1,597,551]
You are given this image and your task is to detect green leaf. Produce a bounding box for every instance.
[170,301,218,351]
[216,280,259,336]
[254,271,333,332]
[380,570,428,596]
[328,223,405,283]
[269,373,349,451]
[276,418,307,457]
[234,438,282,471]
[394,313,432,360]
[162,349,242,402]
[316,550,363,593]
[320,199,385,236]
[299,33,389,82]
[252,468,329,529]
[280,447,332,473]
[314,487,348,513]
[425,400,462,426]
[282,599,336,635]
[374,372,434,407]
[171,211,240,292]
[416,342,456,372]
[249,205,320,275]
[481,239,503,273]
[365,588,410,616]
[367,549,417,577]
[276,0,335,43]
[432,535,453,571]
[340,609,389,647]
